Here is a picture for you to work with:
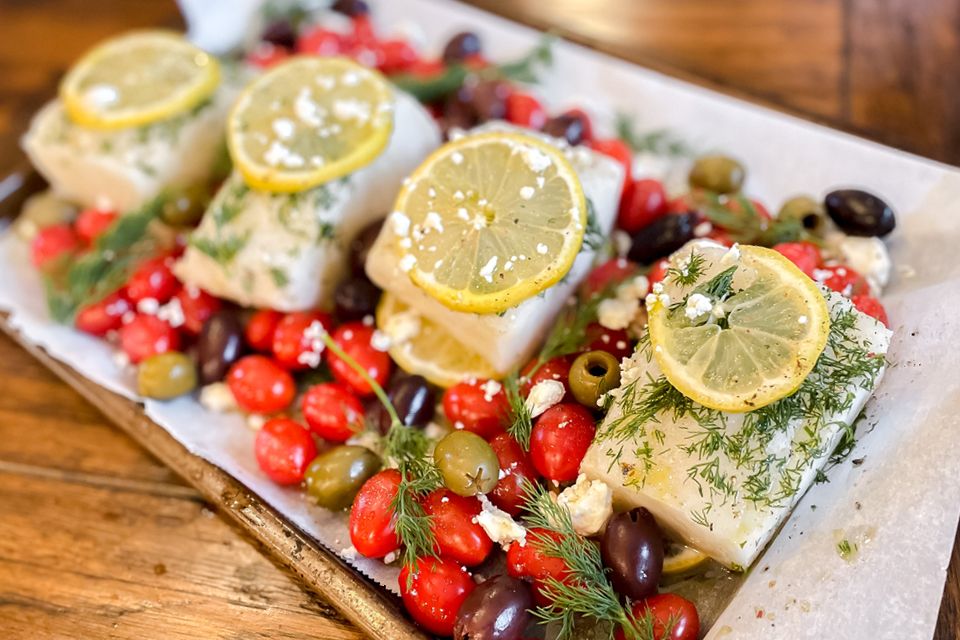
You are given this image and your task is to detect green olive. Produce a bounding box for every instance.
[689,154,745,194]
[137,351,198,399]
[160,184,210,227]
[778,195,831,236]
[569,350,621,409]
[433,431,499,497]
[305,446,382,510]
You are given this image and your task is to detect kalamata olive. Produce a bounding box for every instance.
[469,79,510,122]
[434,431,500,497]
[600,507,664,601]
[349,219,384,274]
[628,212,697,265]
[334,276,381,322]
[331,0,369,17]
[778,195,830,235]
[542,112,588,146]
[138,351,198,399]
[569,350,621,409]
[390,375,435,427]
[197,311,245,385]
[442,31,482,63]
[824,189,896,237]
[261,20,296,49]
[689,155,745,194]
[442,92,479,137]
[305,445,382,510]
[454,575,533,640]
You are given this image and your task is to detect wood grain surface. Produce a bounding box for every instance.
[0,0,957,638]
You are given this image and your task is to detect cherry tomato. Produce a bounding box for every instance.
[301,382,365,442]
[272,311,333,370]
[31,223,80,269]
[422,489,493,566]
[442,379,509,439]
[814,264,869,297]
[773,241,822,278]
[378,39,419,73]
[349,15,377,46]
[618,178,669,234]
[530,403,596,483]
[119,314,180,364]
[245,309,282,352]
[506,92,547,129]
[562,108,593,143]
[489,433,539,516]
[74,289,131,337]
[174,286,222,335]
[590,138,633,188]
[254,417,316,485]
[704,226,735,247]
[226,355,296,414]
[584,323,633,361]
[126,256,179,304]
[74,208,117,243]
[851,294,889,327]
[724,196,772,221]
[406,58,446,78]
[583,258,639,298]
[350,469,401,558]
[296,27,344,55]
[399,557,476,637]
[520,357,571,398]
[616,593,700,640]
[327,322,392,396]
[646,258,671,286]
[507,528,571,606]
[246,41,290,68]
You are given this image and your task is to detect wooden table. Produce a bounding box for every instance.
[0,1,957,638]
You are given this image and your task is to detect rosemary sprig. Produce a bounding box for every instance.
[503,372,533,450]
[615,114,692,158]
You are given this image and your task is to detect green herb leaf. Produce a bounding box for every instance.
[504,373,533,450]
[615,113,692,158]
[497,34,556,84]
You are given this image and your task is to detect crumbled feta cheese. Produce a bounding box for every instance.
[479,256,498,282]
[371,329,391,352]
[722,243,741,264]
[684,293,714,320]
[157,296,185,328]
[833,235,891,293]
[113,350,131,370]
[474,494,526,549]
[556,474,614,536]
[383,550,399,564]
[399,254,417,272]
[612,229,632,257]
[382,309,421,345]
[520,186,536,200]
[536,243,549,255]
[297,350,322,368]
[521,147,551,173]
[340,545,358,560]
[451,151,464,165]
[389,211,411,237]
[136,297,160,315]
[693,221,713,237]
[480,379,502,402]
[598,296,639,331]
[247,414,267,430]
[525,379,565,418]
[423,211,444,233]
[272,117,295,140]
[199,383,238,413]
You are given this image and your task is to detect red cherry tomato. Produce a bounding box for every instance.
[174,286,222,335]
[618,178,669,234]
[489,433,539,516]
[378,39,419,73]
[74,289,131,337]
[506,92,547,129]
[399,557,475,637]
[31,223,80,269]
[272,311,333,370]
[590,138,633,189]
[245,309,283,352]
[422,489,493,566]
[254,417,316,485]
[584,323,633,361]
[119,314,180,364]
[773,241,822,278]
[704,226,735,247]
[583,258,639,298]
[406,58,446,78]
[246,42,290,68]
[724,196,772,221]
[74,208,117,243]
[126,256,179,304]
[226,355,296,414]
[327,322,392,396]
[647,258,671,286]
[530,403,596,483]
[814,264,869,297]
[616,593,700,640]
[520,357,571,398]
[349,15,377,46]
[350,469,401,558]
[851,294,889,327]
[442,379,509,439]
[296,27,344,55]
[563,108,593,143]
[301,382,365,442]
[507,527,571,606]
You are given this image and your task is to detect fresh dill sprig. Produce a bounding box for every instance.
[699,192,818,247]
[503,373,534,450]
[695,265,738,301]
[615,113,692,158]
[582,199,605,252]
[666,250,706,288]
[837,539,857,560]
[496,33,557,84]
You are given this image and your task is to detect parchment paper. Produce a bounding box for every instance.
[3,1,960,637]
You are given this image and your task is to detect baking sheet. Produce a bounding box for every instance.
[4,0,960,637]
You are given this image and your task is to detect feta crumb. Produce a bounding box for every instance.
[693,221,714,237]
[113,350,131,370]
[479,256,498,282]
[474,494,526,549]
[157,297,185,329]
[521,147,551,173]
[423,211,445,233]
[520,186,536,200]
[399,254,417,272]
[556,474,614,536]
[598,297,639,331]
[525,379,565,418]
[536,243,549,255]
[340,545,358,560]
[685,293,714,320]
[136,297,160,315]
[382,309,421,345]
[272,117,295,140]
[480,379,502,402]
[383,550,399,564]
[297,350,322,368]
[834,235,891,293]
[612,230,632,257]
[389,211,411,237]
[199,383,237,413]
[798,315,809,325]
[247,414,267,431]
[370,330,391,352]
[451,151,464,165]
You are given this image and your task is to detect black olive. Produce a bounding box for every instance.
[389,375,435,427]
[349,219,385,275]
[627,212,697,264]
[331,0,369,17]
[260,20,296,49]
[441,91,479,137]
[197,311,245,385]
[825,189,896,237]
[454,575,533,640]
[469,79,510,122]
[600,508,664,601]
[334,276,381,322]
[542,112,588,146]
[442,31,482,63]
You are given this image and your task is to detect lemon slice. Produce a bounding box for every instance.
[60,31,220,130]
[376,293,498,388]
[390,132,587,314]
[648,244,830,412]
[662,542,710,581]
[228,56,393,192]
